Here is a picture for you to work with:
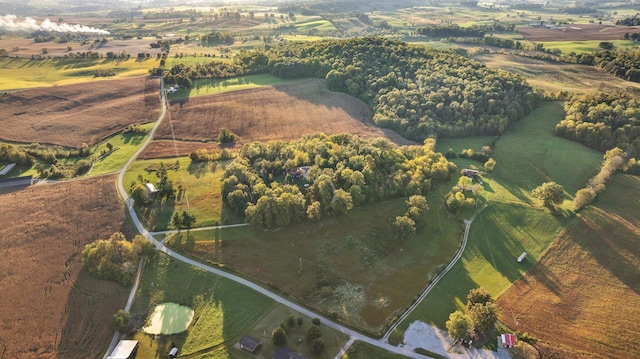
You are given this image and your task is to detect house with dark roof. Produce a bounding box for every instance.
[238,335,261,353]
[273,347,307,359]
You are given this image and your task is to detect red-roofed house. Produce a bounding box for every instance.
[500,333,517,348]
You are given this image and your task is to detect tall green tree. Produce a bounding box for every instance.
[531,181,564,210]
[446,310,473,340]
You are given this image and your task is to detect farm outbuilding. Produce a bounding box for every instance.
[462,169,479,178]
[169,346,179,358]
[500,333,517,348]
[517,252,527,263]
[107,340,138,359]
[238,335,261,353]
[145,182,159,194]
[0,163,16,176]
[0,175,33,189]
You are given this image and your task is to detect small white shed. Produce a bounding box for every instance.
[517,252,527,263]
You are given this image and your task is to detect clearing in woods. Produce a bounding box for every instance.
[0,77,160,148]
[497,174,640,359]
[151,78,414,158]
[0,174,135,359]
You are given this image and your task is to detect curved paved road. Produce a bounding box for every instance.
[104,77,488,359]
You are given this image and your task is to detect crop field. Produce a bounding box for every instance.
[0,77,160,147]
[0,37,165,59]
[154,78,415,151]
[166,194,462,335]
[395,102,603,332]
[498,174,640,359]
[129,253,275,358]
[516,24,640,41]
[123,157,243,230]
[0,57,160,90]
[476,53,640,93]
[0,175,134,358]
[138,139,224,160]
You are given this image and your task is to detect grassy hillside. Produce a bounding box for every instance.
[397,101,603,331]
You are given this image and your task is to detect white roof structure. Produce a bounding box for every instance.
[0,163,16,176]
[107,340,138,359]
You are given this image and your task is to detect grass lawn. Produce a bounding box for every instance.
[89,123,156,176]
[0,57,158,90]
[394,101,603,335]
[167,74,301,99]
[167,193,463,335]
[542,40,639,54]
[123,157,243,230]
[129,252,274,358]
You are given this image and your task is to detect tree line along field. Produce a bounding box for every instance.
[0,175,135,358]
[0,77,160,148]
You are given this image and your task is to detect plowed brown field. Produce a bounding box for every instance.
[0,77,160,148]
[151,79,414,158]
[0,175,135,359]
[516,24,640,41]
[497,175,640,359]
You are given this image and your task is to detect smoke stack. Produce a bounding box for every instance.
[0,14,110,35]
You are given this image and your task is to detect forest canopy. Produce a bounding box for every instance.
[220,133,457,228]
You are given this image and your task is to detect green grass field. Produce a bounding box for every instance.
[0,57,159,91]
[88,123,156,176]
[129,252,274,359]
[542,40,639,54]
[396,101,603,333]
[167,74,301,99]
[123,157,244,230]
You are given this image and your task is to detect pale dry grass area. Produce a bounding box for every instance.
[0,175,134,358]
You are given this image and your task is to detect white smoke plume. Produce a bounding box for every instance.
[0,14,110,35]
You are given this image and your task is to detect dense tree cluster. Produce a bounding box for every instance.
[616,15,640,26]
[82,232,155,286]
[446,287,499,340]
[221,134,456,228]
[562,49,640,82]
[151,37,540,140]
[555,92,640,157]
[0,143,34,165]
[416,23,515,38]
[200,31,234,46]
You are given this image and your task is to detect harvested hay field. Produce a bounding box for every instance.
[516,24,640,42]
[138,140,228,159]
[154,79,414,154]
[497,174,640,359]
[0,175,134,358]
[476,53,640,93]
[0,77,160,148]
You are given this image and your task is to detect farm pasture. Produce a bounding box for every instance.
[497,174,640,359]
[155,79,415,150]
[0,77,160,148]
[0,175,134,358]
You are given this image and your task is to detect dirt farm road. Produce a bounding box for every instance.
[104,78,489,359]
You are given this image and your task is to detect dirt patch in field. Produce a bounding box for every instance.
[0,175,135,359]
[153,79,414,156]
[476,53,640,93]
[138,140,230,159]
[0,77,160,148]
[516,24,640,41]
[497,177,640,359]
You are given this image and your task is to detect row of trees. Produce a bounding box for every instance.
[272,317,325,355]
[561,49,640,82]
[221,134,456,228]
[150,37,541,141]
[82,232,155,286]
[416,23,516,39]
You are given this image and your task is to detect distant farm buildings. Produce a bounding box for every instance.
[107,340,138,359]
